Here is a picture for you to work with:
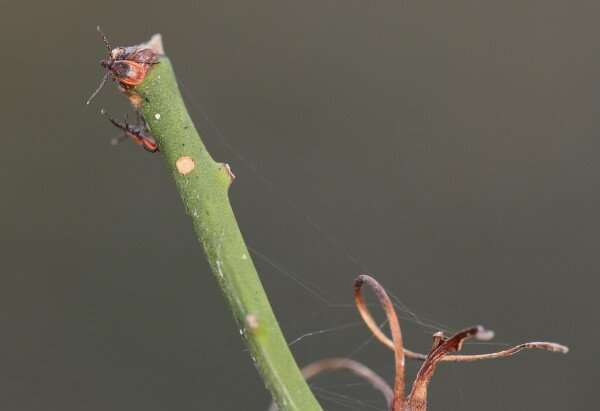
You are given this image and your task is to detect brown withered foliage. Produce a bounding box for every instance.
[354,274,567,410]
[274,275,568,411]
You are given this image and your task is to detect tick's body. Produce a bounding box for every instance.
[112,118,158,152]
[102,110,159,153]
[102,46,160,88]
[86,28,161,105]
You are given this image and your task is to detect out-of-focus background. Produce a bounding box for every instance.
[1,1,596,410]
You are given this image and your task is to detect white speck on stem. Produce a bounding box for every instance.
[216,259,224,278]
[154,113,161,120]
[241,253,248,260]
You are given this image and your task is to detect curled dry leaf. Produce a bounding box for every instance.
[353,274,568,411]
[285,275,567,410]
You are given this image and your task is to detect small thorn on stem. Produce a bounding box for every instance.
[220,163,236,184]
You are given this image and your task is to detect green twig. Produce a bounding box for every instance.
[131,36,322,411]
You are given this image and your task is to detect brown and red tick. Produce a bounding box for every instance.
[86,27,161,105]
[101,109,159,153]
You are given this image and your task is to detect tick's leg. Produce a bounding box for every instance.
[135,110,147,127]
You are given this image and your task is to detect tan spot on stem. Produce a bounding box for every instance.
[176,156,195,175]
[245,314,259,331]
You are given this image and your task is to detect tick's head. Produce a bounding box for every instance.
[100,58,124,76]
[99,57,110,70]
[99,45,126,69]
[96,31,140,81]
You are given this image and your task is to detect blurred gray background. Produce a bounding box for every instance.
[1,1,596,410]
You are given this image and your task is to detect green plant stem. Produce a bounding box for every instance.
[133,44,322,411]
